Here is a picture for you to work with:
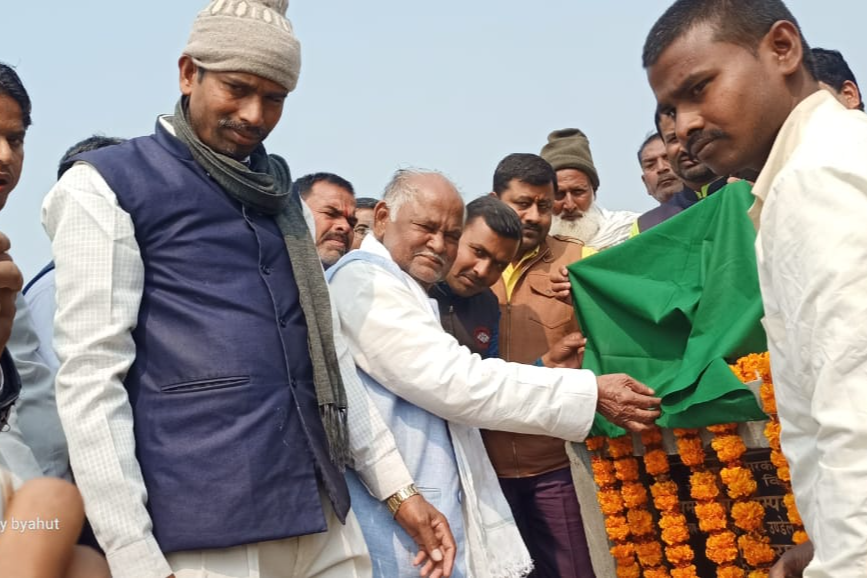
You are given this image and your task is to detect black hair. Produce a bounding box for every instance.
[638,131,663,164]
[813,47,864,111]
[642,0,814,76]
[355,197,378,210]
[465,196,522,242]
[292,172,355,199]
[492,153,557,195]
[58,135,127,179]
[0,63,32,129]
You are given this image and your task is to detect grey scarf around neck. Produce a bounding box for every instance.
[172,98,349,471]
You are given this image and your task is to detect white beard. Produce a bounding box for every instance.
[549,204,603,244]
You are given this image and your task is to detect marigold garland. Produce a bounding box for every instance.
[730,353,809,551]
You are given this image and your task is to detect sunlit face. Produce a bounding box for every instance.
[375,174,464,290]
[351,207,375,250]
[179,55,288,160]
[647,23,794,176]
[497,179,554,255]
[0,94,25,210]
[657,113,717,188]
[640,137,681,203]
[553,169,594,221]
[305,181,356,267]
[445,217,520,297]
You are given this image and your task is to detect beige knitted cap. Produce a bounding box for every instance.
[540,128,600,191]
[184,0,301,91]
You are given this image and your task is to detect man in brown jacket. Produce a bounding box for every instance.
[488,153,595,577]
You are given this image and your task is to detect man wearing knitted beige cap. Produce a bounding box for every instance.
[540,128,638,249]
[41,2,455,578]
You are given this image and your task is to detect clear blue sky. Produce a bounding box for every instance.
[1,0,863,279]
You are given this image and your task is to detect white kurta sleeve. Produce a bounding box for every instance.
[329,259,598,441]
[42,163,173,578]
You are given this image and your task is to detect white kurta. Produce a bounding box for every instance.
[750,89,867,577]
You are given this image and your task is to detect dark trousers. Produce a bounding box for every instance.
[499,466,595,578]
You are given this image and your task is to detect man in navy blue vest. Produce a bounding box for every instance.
[40,2,454,578]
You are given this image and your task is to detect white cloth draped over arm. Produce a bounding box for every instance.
[329,258,598,441]
[42,163,173,578]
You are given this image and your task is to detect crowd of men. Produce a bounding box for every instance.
[0,0,865,577]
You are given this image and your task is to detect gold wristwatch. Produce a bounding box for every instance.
[386,484,420,516]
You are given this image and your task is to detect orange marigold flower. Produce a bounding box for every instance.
[777,466,791,482]
[610,543,635,562]
[711,434,748,462]
[635,540,664,567]
[616,562,641,578]
[605,515,631,542]
[748,571,770,578]
[717,566,746,578]
[793,530,809,545]
[671,565,699,578]
[676,436,706,467]
[597,488,625,516]
[706,530,739,564]
[764,421,782,450]
[641,427,664,446]
[651,481,680,512]
[615,458,641,482]
[731,500,766,532]
[591,457,617,487]
[627,509,655,537]
[738,534,776,566]
[769,449,789,469]
[783,494,803,526]
[673,428,700,437]
[707,423,738,435]
[759,382,777,414]
[644,568,671,578]
[644,449,671,476]
[622,482,649,509]
[585,436,606,452]
[689,471,720,500]
[695,501,728,532]
[660,513,690,545]
[719,466,758,499]
[607,436,634,459]
[665,544,696,565]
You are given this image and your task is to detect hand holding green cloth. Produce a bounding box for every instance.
[568,181,766,438]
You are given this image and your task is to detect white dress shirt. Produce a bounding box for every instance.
[750,89,867,578]
[41,122,412,578]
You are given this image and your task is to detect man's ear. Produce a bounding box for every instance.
[372,200,390,240]
[840,80,863,110]
[179,55,197,96]
[764,20,804,77]
[641,174,652,196]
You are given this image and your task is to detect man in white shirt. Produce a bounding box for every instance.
[328,168,661,577]
[645,1,867,576]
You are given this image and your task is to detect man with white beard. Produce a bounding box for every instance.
[540,128,638,248]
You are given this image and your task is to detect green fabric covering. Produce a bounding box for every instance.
[567,181,767,438]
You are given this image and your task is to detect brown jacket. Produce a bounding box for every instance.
[483,236,587,478]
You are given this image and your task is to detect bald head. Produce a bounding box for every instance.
[374,169,465,289]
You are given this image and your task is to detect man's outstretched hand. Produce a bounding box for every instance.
[596,374,661,433]
[541,331,586,369]
[394,494,456,578]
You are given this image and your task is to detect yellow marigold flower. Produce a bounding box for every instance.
[605,515,631,542]
[738,534,776,566]
[607,435,634,459]
[764,421,782,450]
[706,530,739,564]
[671,565,699,578]
[706,423,738,434]
[717,565,746,578]
[695,501,728,532]
[676,435,706,467]
[610,543,635,562]
[615,458,641,482]
[585,436,606,451]
[711,434,747,462]
[689,471,720,500]
[597,488,625,516]
[641,427,663,446]
[635,540,664,567]
[731,500,766,532]
[720,466,758,499]
[627,509,655,537]
[793,530,809,545]
[644,449,671,476]
[622,482,649,509]
[665,544,696,565]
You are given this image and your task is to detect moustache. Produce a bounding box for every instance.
[413,250,445,267]
[219,119,267,140]
[522,223,543,233]
[685,129,726,161]
[322,231,349,246]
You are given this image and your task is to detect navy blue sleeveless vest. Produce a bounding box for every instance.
[77,120,350,553]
